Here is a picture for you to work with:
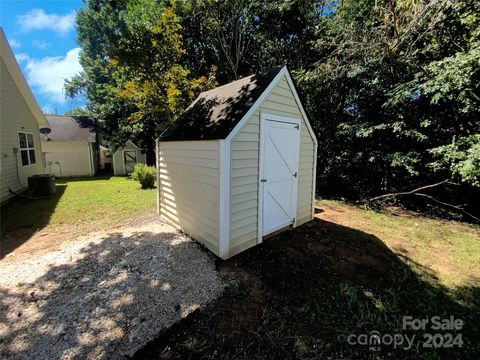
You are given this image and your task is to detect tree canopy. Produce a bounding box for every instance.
[67,0,479,219]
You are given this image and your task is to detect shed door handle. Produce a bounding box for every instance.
[261,179,267,182]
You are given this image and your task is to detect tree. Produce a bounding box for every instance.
[67,0,479,219]
[64,107,91,116]
[65,0,213,162]
[177,0,324,82]
[291,0,480,220]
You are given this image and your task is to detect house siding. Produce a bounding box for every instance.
[158,140,220,254]
[229,75,315,256]
[0,58,44,202]
[41,141,93,177]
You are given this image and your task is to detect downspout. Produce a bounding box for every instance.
[88,143,94,176]
[156,139,161,215]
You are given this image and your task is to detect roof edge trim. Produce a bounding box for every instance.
[225,66,288,143]
[283,69,318,146]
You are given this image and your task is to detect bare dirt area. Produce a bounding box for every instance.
[134,205,479,359]
[0,218,225,359]
[1,211,160,262]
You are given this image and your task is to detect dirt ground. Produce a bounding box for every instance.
[1,212,159,262]
[134,206,479,359]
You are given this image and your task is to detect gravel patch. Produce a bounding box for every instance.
[0,219,224,359]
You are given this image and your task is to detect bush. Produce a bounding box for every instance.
[131,163,156,189]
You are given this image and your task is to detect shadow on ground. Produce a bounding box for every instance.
[0,184,67,258]
[134,217,480,359]
[0,224,223,359]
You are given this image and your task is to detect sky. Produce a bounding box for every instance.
[1,0,85,114]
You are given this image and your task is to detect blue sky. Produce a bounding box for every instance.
[1,0,84,114]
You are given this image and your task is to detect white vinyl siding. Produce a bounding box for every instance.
[229,74,315,256]
[158,140,220,254]
[229,110,261,256]
[0,58,44,202]
[297,123,316,225]
[41,141,93,177]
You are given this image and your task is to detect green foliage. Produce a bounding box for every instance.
[66,0,479,217]
[131,163,156,189]
[65,0,213,162]
[298,0,480,205]
[431,135,480,187]
[64,107,91,116]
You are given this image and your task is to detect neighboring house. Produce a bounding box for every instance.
[112,140,146,175]
[157,65,317,259]
[41,115,98,177]
[0,28,50,203]
[99,145,112,171]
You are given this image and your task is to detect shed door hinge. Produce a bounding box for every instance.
[295,124,299,130]
[293,172,297,178]
[261,179,267,182]
[292,217,296,224]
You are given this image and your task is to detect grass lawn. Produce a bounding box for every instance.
[135,199,480,359]
[318,200,480,294]
[1,176,156,257]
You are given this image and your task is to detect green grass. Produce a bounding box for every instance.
[1,176,157,233]
[317,199,480,290]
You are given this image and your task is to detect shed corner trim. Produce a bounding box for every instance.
[219,139,230,259]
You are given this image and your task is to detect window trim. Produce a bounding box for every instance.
[18,131,37,167]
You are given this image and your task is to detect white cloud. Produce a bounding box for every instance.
[33,40,51,50]
[41,104,55,114]
[20,48,83,103]
[17,9,75,35]
[15,53,29,63]
[8,38,21,48]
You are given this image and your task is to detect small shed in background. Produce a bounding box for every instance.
[113,140,146,175]
[157,66,317,259]
[41,115,97,177]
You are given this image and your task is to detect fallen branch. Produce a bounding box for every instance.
[414,193,480,223]
[367,179,479,223]
[368,179,453,201]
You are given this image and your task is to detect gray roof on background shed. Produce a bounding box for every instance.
[42,115,96,142]
[159,66,284,141]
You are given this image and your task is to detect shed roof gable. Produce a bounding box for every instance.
[159,66,284,141]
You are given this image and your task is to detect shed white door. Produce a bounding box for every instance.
[124,150,137,174]
[260,116,300,236]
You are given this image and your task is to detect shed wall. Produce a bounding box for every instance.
[113,141,147,175]
[42,141,93,177]
[229,74,316,256]
[1,59,44,202]
[158,140,221,254]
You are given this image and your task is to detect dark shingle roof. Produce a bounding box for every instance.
[42,115,96,142]
[159,66,284,141]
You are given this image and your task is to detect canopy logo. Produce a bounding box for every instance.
[344,316,464,352]
[346,330,415,351]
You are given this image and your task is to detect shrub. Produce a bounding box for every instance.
[131,163,156,189]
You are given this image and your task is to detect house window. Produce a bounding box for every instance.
[19,132,36,166]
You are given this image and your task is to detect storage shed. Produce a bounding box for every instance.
[112,140,147,175]
[157,66,317,259]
